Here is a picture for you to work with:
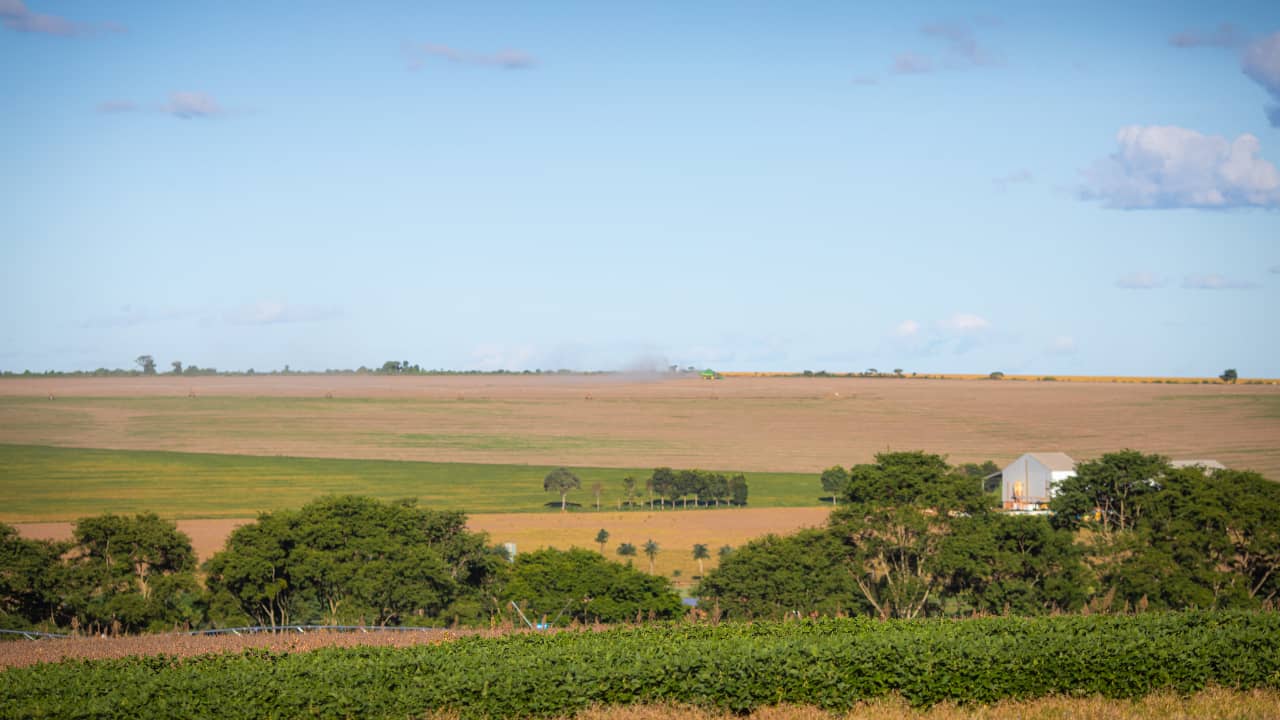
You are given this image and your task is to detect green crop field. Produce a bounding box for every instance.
[3,612,1277,719]
[0,444,819,522]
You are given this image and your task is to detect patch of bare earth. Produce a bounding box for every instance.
[1,375,1276,478]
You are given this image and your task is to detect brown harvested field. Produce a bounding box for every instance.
[14,507,834,586]
[1,374,1278,478]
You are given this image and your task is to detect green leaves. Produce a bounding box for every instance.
[2,612,1277,718]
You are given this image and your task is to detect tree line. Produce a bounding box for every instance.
[544,467,749,510]
[0,496,680,634]
[696,450,1279,619]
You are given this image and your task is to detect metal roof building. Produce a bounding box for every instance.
[1000,452,1076,513]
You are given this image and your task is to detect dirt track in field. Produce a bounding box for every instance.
[1,374,1277,477]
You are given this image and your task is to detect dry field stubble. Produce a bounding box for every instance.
[1,374,1277,478]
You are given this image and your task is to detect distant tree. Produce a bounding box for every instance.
[718,545,734,559]
[622,476,637,507]
[893,368,904,377]
[820,465,849,506]
[135,355,156,375]
[989,371,1004,380]
[729,474,749,506]
[591,481,603,511]
[691,543,710,576]
[1220,368,1238,384]
[170,360,183,375]
[642,539,660,573]
[594,529,610,554]
[616,543,637,560]
[543,467,582,511]
[650,468,676,509]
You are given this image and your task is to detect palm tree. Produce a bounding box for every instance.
[718,545,734,559]
[691,543,710,576]
[591,481,603,510]
[594,528,610,554]
[642,539,659,573]
[616,542,637,561]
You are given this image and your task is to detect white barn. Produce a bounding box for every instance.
[1000,452,1076,512]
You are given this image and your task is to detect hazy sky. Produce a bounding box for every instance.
[3,1,1279,376]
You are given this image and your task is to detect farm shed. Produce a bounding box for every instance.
[999,452,1076,513]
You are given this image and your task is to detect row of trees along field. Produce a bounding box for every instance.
[0,497,682,634]
[544,467,748,510]
[697,450,1280,619]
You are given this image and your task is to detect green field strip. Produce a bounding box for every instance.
[0,444,821,522]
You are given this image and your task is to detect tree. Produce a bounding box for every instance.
[642,539,660,573]
[621,476,637,508]
[0,524,67,629]
[135,355,156,375]
[691,543,710,576]
[170,360,183,375]
[594,529,610,554]
[718,545,734,559]
[1220,368,1238,383]
[729,474,749,506]
[844,451,992,515]
[650,468,676,509]
[63,513,201,633]
[591,481,603,511]
[543,467,581,511]
[205,496,505,628]
[502,548,681,625]
[1049,450,1169,533]
[695,530,869,620]
[616,543,637,560]
[820,465,849,506]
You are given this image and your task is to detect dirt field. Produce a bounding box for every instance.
[2,374,1277,478]
[13,507,834,585]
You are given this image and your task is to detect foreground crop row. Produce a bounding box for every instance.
[3,611,1278,719]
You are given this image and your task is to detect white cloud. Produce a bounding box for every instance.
[1115,272,1165,289]
[1080,125,1280,209]
[890,52,933,75]
[993,169,1033,190]
[1,0,77,35]
[407,43,536,71]
[894,320,921,337]
[1182,274,1257,290]
[1244,33,1280,127]
[164,92,222,119]
[1169,24,1248,49]
[1047,336,1076,355]
[224,301,340,325]
[938,313,990,333]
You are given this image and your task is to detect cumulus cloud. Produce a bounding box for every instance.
[993,169,1033,190]
[164,92,222,119]
[224,301,340,326]
[406,43,536,71]
[96,100,137,114]
[1115,272,1165,289]
[1080,125,1280,209]
[1243,33,1280,127]
[1182,274,1257,290]
[1169,23,1248,49]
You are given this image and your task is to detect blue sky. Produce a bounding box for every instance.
[3,1,1279,376]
